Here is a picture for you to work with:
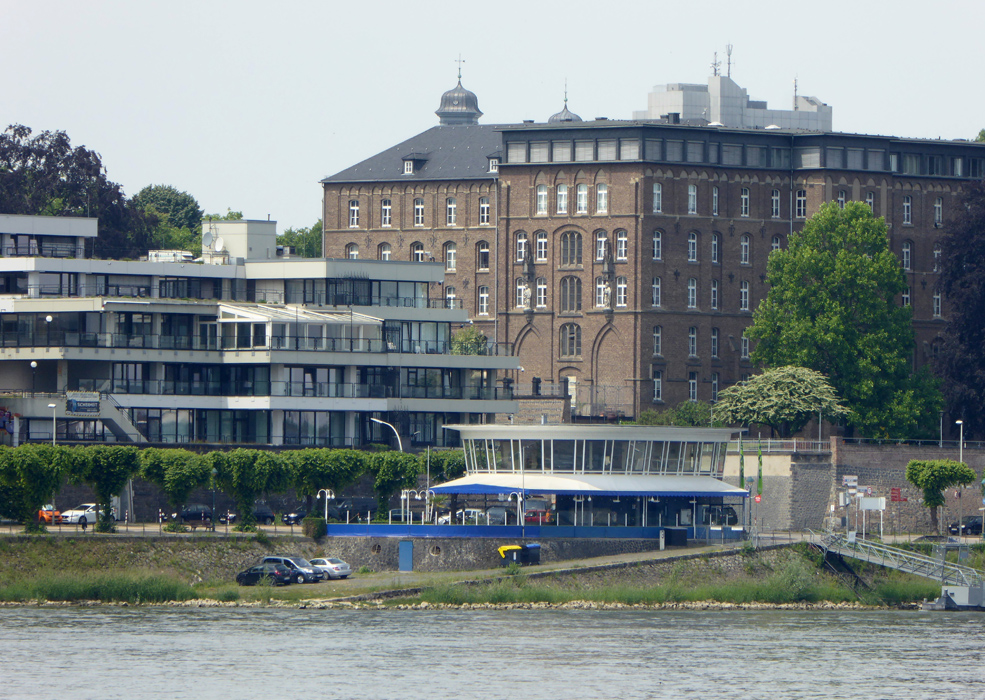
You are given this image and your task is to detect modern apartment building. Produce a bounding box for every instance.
[322,76,985,421]
[0,215,518,447]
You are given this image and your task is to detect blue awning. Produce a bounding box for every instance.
[429,473,748,498]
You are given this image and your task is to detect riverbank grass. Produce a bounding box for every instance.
[0,572,196,604]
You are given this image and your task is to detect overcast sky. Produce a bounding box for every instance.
[6,0,983,232]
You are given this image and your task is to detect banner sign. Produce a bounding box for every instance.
[65,391,100,416]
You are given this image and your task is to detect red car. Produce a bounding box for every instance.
[37,505,61,524]
[524,508,553,524]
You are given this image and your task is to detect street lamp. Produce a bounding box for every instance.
[45,315,52,347]
[956,420,964,465]
[211,468,217,532]
[370,417,403,452]
[30,361,37,397]
[47,403,56,445]
[317,489,335,522]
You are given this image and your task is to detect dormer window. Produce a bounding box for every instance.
[403,161,414,175]
[488,158,499,173]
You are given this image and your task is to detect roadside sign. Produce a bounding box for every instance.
[754,494,762,503]
[891,487,902,502]
[866,487,873,496]
[843,475,858,488]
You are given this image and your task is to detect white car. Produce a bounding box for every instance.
[310,557,351,580]
[60,503,117,526]
[437,508,485,525]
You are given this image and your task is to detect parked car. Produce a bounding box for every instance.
[325,498,377,521]
[438,508,485,525]
[486,506,516,526]
[281,506,308,525]
[310,557,352,580]
[176,504,213,524]
[60,503,117,526]
[235,563,293,586]
[523,499,554,524]
[947,516,983,536]
[701,505,739,527]
[37,504,61,524]
[260,555,323,584]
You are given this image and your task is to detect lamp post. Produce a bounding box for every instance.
[956,420,964,465]
[211,468,217,531]
[30,361,37,397]
[47,403,56,445]
[317,489,335,522]
[370,417,403,452]
[45,315,52,347]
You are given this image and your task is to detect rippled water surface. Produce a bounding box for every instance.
[2,607,983,699]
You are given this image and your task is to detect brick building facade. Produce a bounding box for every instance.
[323,79,985,423]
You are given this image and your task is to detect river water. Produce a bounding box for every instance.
[2,607,982,699]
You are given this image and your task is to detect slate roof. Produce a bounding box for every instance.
[321,125,502,184]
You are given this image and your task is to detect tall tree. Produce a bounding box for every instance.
[715,366,848,437]
[277,220,322,258]
[133,185,203,232]
[0,124,151,257]
[747,201,941,438]
[934,180,985,437]
[905,459,976,532]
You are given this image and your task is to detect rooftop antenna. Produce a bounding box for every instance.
[564,78,569,105]
[794,76,799,110]
[725,43,733,78]
[455,54,465,82]
[711,51,720,77]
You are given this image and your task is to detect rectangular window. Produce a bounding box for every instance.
[488,159,499,172]
[651,277,661,307]
[711,234,719,264]
[686,141,704,162]
[652,183,662,213]
[652,231,662,260]
[847,149,864,170]
[721,145,742,165]
[712,187,719,216]
[771,189,780,218]
[414,199,424,226]
[740,188,750,217]
[687,278,697,308]
[826,147,844,168]
[348,200,360,227]
[902,154,921,175]
[595,278,607,307]
[903,196,912,225]
[665,141,684,161]
[529,142,549,162]
[381,199,392,227]
[645,139,662,160]
[933,292,942,317]
[446,198,457,226]
[652,369,662,402]
[507,142,527,163]
[901,287,910,307]
[711,328,719,359]
[536,278,547,308]
[867,150,885,171]
[741,335,750,359]
[598,140,617,160]
[616,231,627,260]
[553,142,572,162]
[557,185,568,214]
[536,233,547,261]
[596,184,608,213]
[771,148,791,169]
[746,146,764,167]
[477,243,490,270]
[688,185,697,214]
[710,279,719,310]
[536,186,548,215]
[616,277,627,307]
[952,157,964,177]
[479,197,491,225]
[478,286,489,315]
[688,372,698,401]
[445,245,456,271]
[688,327,697,357]
[404,161,414,174]
[711,372,719,402]
[620,139,639,160]
[574,141,594,161]
[795,148,821,168]
[795,190,807,218]
[740,281,750,311]
[653,326,662,355]
[934,198,943,225]
[927,156,944,176]
[576,185,588,214]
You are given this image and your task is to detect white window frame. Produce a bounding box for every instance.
[414,198,425,226]
[771,189,780,219]
[381,199,392,227]
[557,185,568,214]
[477,242,490,271]
[651,277,661,307]
[711,328,719,359]
[740,188,750,217]
[478,286,489,315]
[903,195,912,225]
[516,232,528,262]
[404,161,414,175]
[772,236,781,252]
[479,197,491,225]
[445,286,456,308]
[687,278,697,309]
[740,234,750,265]
[616,231,628,261]
[688,232,698,262]
[710,279,719,310]
[446,197,457,226]
[652,230,662,260]
[688,326,697,357]
[348,200,360,228]
[616,276,627,307]
[536,231,548,261]
[536,277,547,308]
[711,372,719,402]
[346,243,359,259]
[596,232,607,261]
[379,243,391,261]
[653,325,662,356]
[933,292,942,317]
[934,197,943,226]
[596,183,608,214]
[444,242,457,272]
[652,183,663,213]
[740,281,750,311]
[865,192,874,211]
[688,372,698,401]
[712,186,719,216]
[576,184,588,214]
[711,233,719,263]
[741,336,750,360]
[488,159,499,173]
[688,184,697,214]
[595,277,607,307]
[796,190,807,218]
[902,241,911,271]
[652,369,663,401]
[837,191,846,209]
[901,287,910,307]
[536,185,548,215]
[412,243,425,262]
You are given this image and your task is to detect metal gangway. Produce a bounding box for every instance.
[809,531,984,588]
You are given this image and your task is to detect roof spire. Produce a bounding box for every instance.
[549,82,582,124]
[456,54,465,82]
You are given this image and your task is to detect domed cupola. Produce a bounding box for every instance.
[548,88,582,124]
[436,70,483,125]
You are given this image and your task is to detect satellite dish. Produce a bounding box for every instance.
[203,231,214,247]
[213,236,225,252]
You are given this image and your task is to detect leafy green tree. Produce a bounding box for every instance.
[134,185,203,232]
[934,180,985,438]
[0,124,152,258]
[905,459,977,532]
[139,448,210,513]
[426,449,466,484]
[369,451,422,515]
[976,129,985,143]
[278,220,323,258]
[68,446,140,531]
[286,449,366,511]
[450,325,488,355]
[0,445,68,530]
[715,366,848,437]
[748,201,942,438]
[210,449,287,528]
[203,209,243,221]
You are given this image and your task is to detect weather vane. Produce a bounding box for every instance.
[455,54,465,81]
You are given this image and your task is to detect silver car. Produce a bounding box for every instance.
[310,557,352,580]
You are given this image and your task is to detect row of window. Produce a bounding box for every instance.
[651,369,723,403]
[347,197,492,229]
[651,325,750,361]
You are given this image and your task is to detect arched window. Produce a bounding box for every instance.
[414,198,425,226]
[477,241,490,270]
[865,192,874,212]
[560,324,581,358]
[560,276,582,312]
[771,236,782,252]
[615,230,628,260]
[345,243,359,259]
[740,234,751,265]
[901,287,910,307]
[576,184,588,213]
[444,242,457,271]
[561,231,582,265]
[556,184,568,214]
[535,231,548,261]
[536,277,547,307]
[412,242,425,262]
[446,197,457,226]
[652,230,663,260]
[378,243,391,260]
[595,231,608,261]
[651,277,661,307]
[837,191,846,209]
[616,276,628,307]
[902,241,912,271]
[536,185,548,215]
[516,232,528,262]
[688,232,698,262]
[596,183,608,213]
[687,278,697,308]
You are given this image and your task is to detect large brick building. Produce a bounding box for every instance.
[322,77,985,422]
